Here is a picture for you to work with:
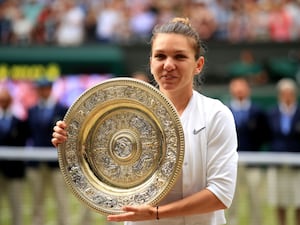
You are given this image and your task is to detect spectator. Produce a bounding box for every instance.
[82,4,98,43]
[11,7,33,45]
[17,0,44,43]
[227,2,251,43]
[55,0,85,46]
[188,0,217,40]
[227,49,269,85]
[25,78,69,225]
[21,0,43,27]
[266,78,300,225]
[0,87,27,225]
[95,0,129,43]
[243,0,270,42]
[268,2,293,42]
[154,1,178,27]
[209,0,231,41]
[128,1,157,41]
[227,77,269,225]
[285,0,300,41]
[32,3,58,44]
[0,1,14,44]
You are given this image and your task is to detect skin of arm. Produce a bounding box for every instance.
[107,189,226,222]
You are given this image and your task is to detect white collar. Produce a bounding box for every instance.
[180,91,195,120]
[0,107,13,119]
[279,103,297,116]
[38,97,56,108]
[230,99,251,111]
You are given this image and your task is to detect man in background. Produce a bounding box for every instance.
[266,78,300,225]
[0,87,27,225]
[227,77,269,225]
[25,78,69,225]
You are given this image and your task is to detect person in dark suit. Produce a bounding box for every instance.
[25,78,70,225]
[227,77,269,225]
[0,87,27,225]
[229,77,269,151]
[266,78,300,225]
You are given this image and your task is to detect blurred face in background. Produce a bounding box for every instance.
[279,87,296,107]
[229,78,251,102]
[0,89,12,110]
[277,79,297,108]
[36,85,52,100]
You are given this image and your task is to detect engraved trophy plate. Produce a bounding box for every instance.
[58,78,185,215]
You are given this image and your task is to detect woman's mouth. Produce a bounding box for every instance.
[161,74,176,79]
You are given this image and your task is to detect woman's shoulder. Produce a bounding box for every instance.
[193,90,229,110]
[193,91,234,123]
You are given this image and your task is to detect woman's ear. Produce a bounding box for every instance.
[149,57,153,74]
[195,56,205,75]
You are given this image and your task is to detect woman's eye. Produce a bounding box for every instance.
[154,54,165,59]
[175,54,187,59]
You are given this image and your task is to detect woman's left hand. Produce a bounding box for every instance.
[107,205,157,222]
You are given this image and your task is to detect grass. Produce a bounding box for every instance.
[0,174,298,225]
[226,169,297,225]
[0,178,123,225]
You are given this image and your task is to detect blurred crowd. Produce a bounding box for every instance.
[1,0,300,46]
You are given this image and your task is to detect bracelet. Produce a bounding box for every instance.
[156,206,159,220]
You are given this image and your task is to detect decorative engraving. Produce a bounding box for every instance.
[58,78,184,215]
[113,136,133,158]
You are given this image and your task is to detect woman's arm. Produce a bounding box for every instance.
[107,189,226,222]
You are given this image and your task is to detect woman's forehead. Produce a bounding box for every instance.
[152,33,194,51]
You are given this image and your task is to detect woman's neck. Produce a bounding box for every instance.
[162,89,193,116]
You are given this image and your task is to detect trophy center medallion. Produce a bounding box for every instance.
[110,131,139,164]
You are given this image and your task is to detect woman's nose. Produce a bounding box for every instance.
[163,58,175,71]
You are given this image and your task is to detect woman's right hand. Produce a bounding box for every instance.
[51,120,68,148]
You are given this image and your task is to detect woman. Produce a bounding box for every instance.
[52,17,238,225]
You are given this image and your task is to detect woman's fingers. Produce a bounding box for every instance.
[107,205,156,222]
[51,120,68,147]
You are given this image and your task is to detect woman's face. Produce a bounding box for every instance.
[150,33,204,94]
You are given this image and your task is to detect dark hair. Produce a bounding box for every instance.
[150,17,204,59]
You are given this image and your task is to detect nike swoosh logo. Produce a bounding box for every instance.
[193,127,205,135]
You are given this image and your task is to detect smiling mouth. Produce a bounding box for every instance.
[161,74,176,79]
